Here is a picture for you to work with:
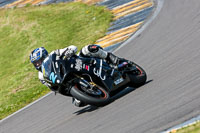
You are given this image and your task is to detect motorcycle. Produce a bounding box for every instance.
[41,53,147,106]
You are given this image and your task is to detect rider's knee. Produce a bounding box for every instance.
[80,44,107,59]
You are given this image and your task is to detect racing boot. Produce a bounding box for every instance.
[80,44,128,66]
[106,52,120,65]
[80,44,118,64]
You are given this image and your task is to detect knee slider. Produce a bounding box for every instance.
[88,44,102,53]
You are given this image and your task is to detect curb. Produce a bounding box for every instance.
[0,0,155,122]
[161,115,200,133]
[1,0,155,52]
[2,1,199,132]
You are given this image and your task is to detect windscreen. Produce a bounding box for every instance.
[41,56,52,78]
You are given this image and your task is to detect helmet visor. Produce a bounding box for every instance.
[33,58,43,68]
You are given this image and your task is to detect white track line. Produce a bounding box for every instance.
[0,92,53,123]
[0,0,163,123]
[161,115,200,133]
[114,0,164,52]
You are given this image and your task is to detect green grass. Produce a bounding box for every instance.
[0,2,112,120]
[171,121,200,133]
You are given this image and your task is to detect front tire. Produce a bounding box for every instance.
[70,83,110,107]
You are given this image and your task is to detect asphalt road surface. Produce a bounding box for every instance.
[1,0,200,133]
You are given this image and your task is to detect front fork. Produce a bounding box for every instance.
[77,78,91,89]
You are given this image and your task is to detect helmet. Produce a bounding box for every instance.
[30,47,48,71]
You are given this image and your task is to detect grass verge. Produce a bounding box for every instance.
[0,2,112,120]
[171,121,200,133]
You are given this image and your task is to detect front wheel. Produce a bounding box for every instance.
[70,82,110,107]
[128,63,147,87]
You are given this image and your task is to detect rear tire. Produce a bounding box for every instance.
[70,84,110,107]
[128,63,147,87]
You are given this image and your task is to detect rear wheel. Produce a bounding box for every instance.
[128,63,147,87]
[70,82,110,107]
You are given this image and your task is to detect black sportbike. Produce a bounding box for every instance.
[41,53,147,106]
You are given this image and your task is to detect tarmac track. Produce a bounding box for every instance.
[1,0,200,133]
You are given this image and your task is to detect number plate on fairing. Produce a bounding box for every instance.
[114,77,124,85]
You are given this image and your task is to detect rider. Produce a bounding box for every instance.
[30,44,123,107]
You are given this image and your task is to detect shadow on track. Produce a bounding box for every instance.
[73,80,153,115]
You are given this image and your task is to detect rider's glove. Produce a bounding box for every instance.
[64,48,74,57]
[62,45,77,59]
